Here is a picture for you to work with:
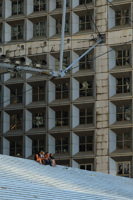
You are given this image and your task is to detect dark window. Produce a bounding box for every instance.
[117,162,130,177]
[80,163,93,171]
[11,25,23,40]
[116,50,130,66]
[56,110,69,126]
[80,81,93,97]
[32,138,45,154]
[79,15,92,30]
[115,10,129,26]
[56,83,69,99]
[79,135,93,151]
[116,105,130,121]
[80,109,93,124]
[79,0,92,5]
[10,140,23,157]
[55,137,69,153]
[33,21,46,37]
[10,114,23,130]
[32,113,45,128]
[33,85,45,102]
[117,133,130,150]
[116,77,130,94]
[34,0,46,12]
[79,53,93,70]
[11,88,23,104]
[12,0,23,15]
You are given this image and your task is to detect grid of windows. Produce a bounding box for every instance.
[79,15,92,30]
[55,137,69,153]
[116,50,130,66]
[117,161,130,177]
[10,140,23,157]
[56,83,69,99]
[80,109,93,124]
[34,0,46,12]
[116,77,130,94]
[79,136,93,152]
[116,133,130,150]
[79,53,93,70]
[11,25,23,40]
[115,10,129,26]
[80,81,93,97]
[33,22,46,37]
[12,0,23,15]
[32,113,45,128]
[10,114,23,130]
[56,111,69,126]
[116,105,131,122]
[32,138,45,154]
[33,85,45,102]
[80,163,93,171]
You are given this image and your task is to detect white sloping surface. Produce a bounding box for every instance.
[0,155,133,200]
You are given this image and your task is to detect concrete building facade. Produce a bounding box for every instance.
[0,0,133,178]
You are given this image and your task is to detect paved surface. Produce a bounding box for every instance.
[0,155,133,200]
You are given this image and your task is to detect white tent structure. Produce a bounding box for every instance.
[0,154,133,200]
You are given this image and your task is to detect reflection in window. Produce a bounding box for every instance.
[79,53,93,70]
[56,83,69,99]
[116,50,130,66]
[116,105,130,121]
[80,163,93,171]
[80,109,93,124]
[79,15,92,30]
[12,0,23,15]
[79,135,93,151]
[11,25,23,40]
[116,77,130,94]
[11,88,22,104]
[56,110,69,126]
[117,133,130,150]
[32,113,45,128]
[32,138,45,154]
[80,81,93,97]
[34,0,46,12]
[55,137,69,153]
[33,85,45,102]
[117,162,130,177]
[115,10,129,26]
[33,22,46,37]
[10,114,22,130]
[10,140,23,157]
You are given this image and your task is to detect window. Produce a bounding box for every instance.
[32,138,45,154]
[55,56,70,71]
[117,133,130,150]
[10,114,22,130]
[79,15,92,30]
[56,111,69,126]
[79,0,92,5]
[80,163,93,171]
[79,53,93,70]
[11,25,23,40]
[56,83,69,99]
[10,140,23,157]
[34,0,46,12]
[80,81,93,97]
[0,2,2,17]
[115,10,129,26]
[80,109,93,124]
[56,0,69,8]
[117,161,130,177]
[116,105,130,121]
[10,72,23,78]
[33,85,45,102]
[79,136,93,151]
[12,0,23,15]
[33,21,46,37]
[32,113,45,128]
[116,77,130,94]
[11,88,22,104]
[56,18,69,34]
[116,50,130,66]
[55,137,69,153]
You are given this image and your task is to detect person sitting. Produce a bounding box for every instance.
[44,152,52,166]
[34,152,42,164]
[50,153,56,167]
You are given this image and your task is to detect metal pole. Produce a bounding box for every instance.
[59,0,66,72]
[61,39,102,77]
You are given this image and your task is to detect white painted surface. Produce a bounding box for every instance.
[72,78,79,101]
[49,81,55,103]
[72,160,79,168]
[110,74,116,97]
[49,16,56,37]
[25,136,32,158]
[109,48,116,70]
[25,83,32,105]
[3,112,10,133]
[5,23,11,43]
[27,19,33,40]
[72,0,79,8]
[27,0,33,15]
[110,102,116,125]
[109,7,115,29]
[48,107,55,130]
[72,13,79,34]
[110,130,116,153]
[25,110,32,131]
[5,0,11,18]
[110,158,116,175]
[72,51,79,74]
[48,135,55,154]
[72,105,79,128]
[3,138,9,155]
[0,155,133,200]
[72,132,79,155]
[3,86,10,107]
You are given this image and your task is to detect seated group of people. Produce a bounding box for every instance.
[35,151,56,167]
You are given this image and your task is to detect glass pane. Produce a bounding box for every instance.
[79,144,85,151]
[86,144,93,151]
[124,163,129,175]
[80,165,85,170]
[124,141,130,149]
[117,163,123,174]
[117,142,123,149]
[86,164,92,171]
